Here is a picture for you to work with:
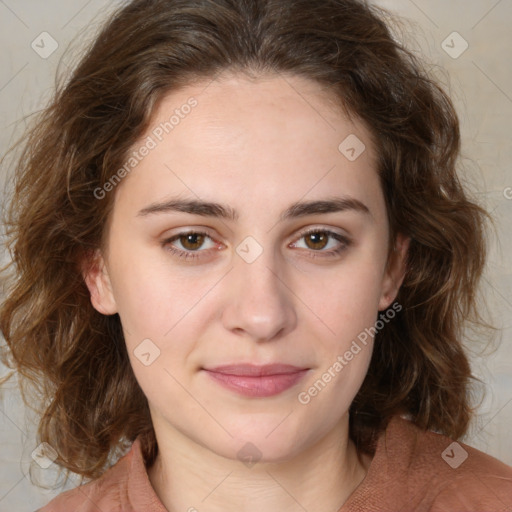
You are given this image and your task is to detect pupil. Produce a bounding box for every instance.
[183,233,203,249]
[309,232,327,249]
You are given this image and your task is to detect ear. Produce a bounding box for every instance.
[378,233,410,311]
[81,249,118,315]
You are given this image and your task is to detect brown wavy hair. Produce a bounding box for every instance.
[1,0,491,485]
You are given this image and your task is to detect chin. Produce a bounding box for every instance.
[214,437,302,466]
[210,416,310,464]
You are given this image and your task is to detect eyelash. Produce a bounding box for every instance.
[162,228,351,262]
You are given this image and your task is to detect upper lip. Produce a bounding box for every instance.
[203,364,308,376]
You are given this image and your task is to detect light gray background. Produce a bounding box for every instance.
[1,1,511,510]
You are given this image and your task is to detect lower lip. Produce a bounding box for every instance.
[203,369,309,397]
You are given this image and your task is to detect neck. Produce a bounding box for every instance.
[147,414,372,512]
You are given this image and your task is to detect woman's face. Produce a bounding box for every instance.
[85,72,408,463]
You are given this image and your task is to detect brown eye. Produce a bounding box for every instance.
[161,230,218,261]
[178,233,206,251]
[303,231,329,251]
[291,228,351,259]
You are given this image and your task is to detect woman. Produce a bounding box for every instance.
[1,0,511,510]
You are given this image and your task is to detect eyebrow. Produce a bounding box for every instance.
[137,196,371,222]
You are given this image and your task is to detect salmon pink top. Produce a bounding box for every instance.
[37,415,512,511]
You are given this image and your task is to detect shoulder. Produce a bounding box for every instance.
[388,416,512,510]
[36,442,136,512]
[344,415,512,512]
[410,422,512,510]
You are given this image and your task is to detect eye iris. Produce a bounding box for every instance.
[181,233,205,250]
[305,232,328,250]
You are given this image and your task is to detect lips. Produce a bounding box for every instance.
[205,363,307,376]
[202,364,310,397]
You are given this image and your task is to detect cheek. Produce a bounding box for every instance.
[107,250,219,364]
[111,271,169,339]
[105,235,178,331]
[300,272,380,408]
[316,253,388,399]
[313,260,386,341]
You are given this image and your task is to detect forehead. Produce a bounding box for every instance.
[150,71,371,154]
[112,72,383,220]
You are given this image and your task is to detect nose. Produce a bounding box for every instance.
[221,246,297,343]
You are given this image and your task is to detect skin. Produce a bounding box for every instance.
[84,71,409,512]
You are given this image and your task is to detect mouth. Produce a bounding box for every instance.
[202,364,310,397]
